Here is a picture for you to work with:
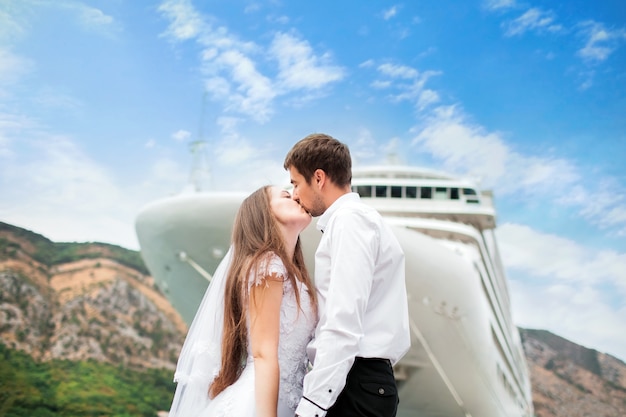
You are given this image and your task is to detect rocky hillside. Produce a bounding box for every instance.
[520,328,626,417]
[0,221,187,370]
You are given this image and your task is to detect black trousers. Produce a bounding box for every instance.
[326,357,399,417]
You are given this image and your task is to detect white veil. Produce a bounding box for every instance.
[168,247,233,417]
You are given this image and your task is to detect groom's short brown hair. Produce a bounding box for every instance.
[283,133,352,187]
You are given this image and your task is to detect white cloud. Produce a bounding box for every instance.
[244,4,261,14]
[0,128,14,158]
[31,137,121,207]
[159,3,343,122]
[378,63,419,79]
[411,105,509,182]
[351,128,378,161]
[204,76,230,98]
[19,1,121,37]
[382,6,398,20]
[411,107,544,189]
[0,112,36,158]
[498,223,626,359]
[563,179,626,236]
[33,90,83,111]
[395,27,411,40]
[410,105,626,235]
[80,6,113,26]
[0,135,133,246]
[577,72,594,90]
[216,139,257,166]
[510,155,580,192]
[371,80,391,89]
[392,76,441,107]
[211,141,286,192]
[498,223,626,288]
[0,111,189,249]
[351,129,408,165]
[268,15,289,25]
[71,3,116,31]
[0,139,9,158]
[213,117,261,166]
[416,89,440,111]
[0,48,32,87]
[371,63,441,111]
[503,8,562,37]
[270,32,345,91]
[417,46,437,59]
[0,1,120,44]
[158,0,204,41]
[216,115,242,132]
[577,21,626,63]
[0,45,82,110]
[145,156,188,189]
[171,129,191,142]
[510,277,626,360]
[0,113,30,131]
[215,49,275,122]
[0,7,27,42]
[483,0,517,12]
[163,10,275,123]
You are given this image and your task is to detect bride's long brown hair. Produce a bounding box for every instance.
[209,186,316,398]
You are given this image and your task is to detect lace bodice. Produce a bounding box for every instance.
[249,253,317,410]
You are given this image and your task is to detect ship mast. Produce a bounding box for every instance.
[186,93,212,192]
[187,139,211,192]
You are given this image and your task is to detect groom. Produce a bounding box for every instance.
[284,133,410,417]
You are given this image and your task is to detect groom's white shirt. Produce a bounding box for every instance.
[296,193,410,417]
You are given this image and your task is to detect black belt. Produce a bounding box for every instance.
[355,357,392,366]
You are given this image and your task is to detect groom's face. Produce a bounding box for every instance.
[288,166,326,217]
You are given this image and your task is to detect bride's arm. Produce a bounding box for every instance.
[249,276,283,417]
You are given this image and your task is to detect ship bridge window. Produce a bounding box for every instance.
[356,185,372,197]
[434,187,447,200]
[463,188,480,204]
[355,184,469,202]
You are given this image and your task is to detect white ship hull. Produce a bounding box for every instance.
[135,167,533,417]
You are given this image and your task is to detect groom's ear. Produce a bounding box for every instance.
[313,169,326,190]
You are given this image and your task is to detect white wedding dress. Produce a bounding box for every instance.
[169,251,317,417]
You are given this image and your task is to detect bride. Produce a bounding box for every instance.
[168,185,318,417]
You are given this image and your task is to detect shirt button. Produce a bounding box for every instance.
[328,389,332,393]
[378,387,385,395]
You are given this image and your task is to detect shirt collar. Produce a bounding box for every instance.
[316,192,360,233]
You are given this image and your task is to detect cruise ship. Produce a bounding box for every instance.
[135,163,534,417]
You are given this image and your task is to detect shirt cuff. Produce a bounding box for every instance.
[295,397,328,417]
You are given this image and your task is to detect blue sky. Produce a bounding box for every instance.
[1,0,625,360]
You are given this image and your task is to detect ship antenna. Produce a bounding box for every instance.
[384,139,403,165]
[188,140,211,191]
[186,93,212,192]
[386,152,401,165]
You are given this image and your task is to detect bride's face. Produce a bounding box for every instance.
[269,186,311,233]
